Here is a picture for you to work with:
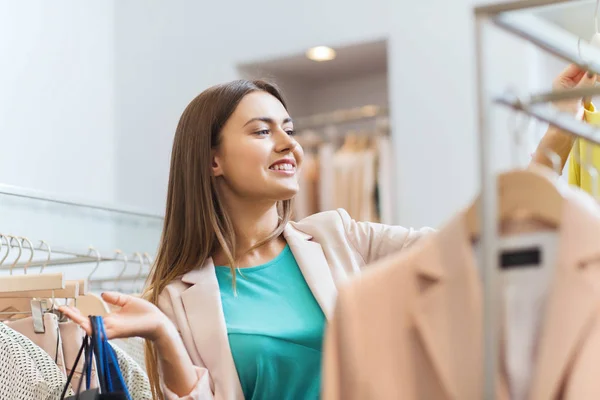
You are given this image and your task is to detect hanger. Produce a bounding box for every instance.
[70,247,110,317]
[0,236,65,293]
[0,239,79,299]
[465,109,564,239]
[107,250,128,312]
[130,252,145,297]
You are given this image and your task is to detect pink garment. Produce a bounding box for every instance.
[7,314,67,376]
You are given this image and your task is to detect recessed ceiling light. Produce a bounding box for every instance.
[306,46,336,62]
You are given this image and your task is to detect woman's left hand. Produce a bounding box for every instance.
[59,291,174,342]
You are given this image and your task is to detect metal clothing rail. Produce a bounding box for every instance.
[474,0,592,397]
[294,105,388,130]
[496,91,600,146]
[0,184,164,220]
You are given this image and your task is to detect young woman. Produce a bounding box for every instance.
[60,80,434,400]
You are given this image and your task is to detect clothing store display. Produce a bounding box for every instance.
[110,342,152,400]
[323,186,600,400]
[7,313,68,376]
[110,337,146,373]
[568,103,600,194]
[157,208,433,399]
[0,329,72,400]
[215,244,325,400]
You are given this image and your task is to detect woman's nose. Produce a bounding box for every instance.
[274,130,297,153]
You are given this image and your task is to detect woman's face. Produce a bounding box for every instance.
[212,91,303,202]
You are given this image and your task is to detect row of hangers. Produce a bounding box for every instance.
[0,234,153,332]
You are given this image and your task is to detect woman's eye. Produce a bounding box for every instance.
[285,130,295,136]
[255,129,270,136]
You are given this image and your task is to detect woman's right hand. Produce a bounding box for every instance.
[552,63,596,114]
[59,291,175,342]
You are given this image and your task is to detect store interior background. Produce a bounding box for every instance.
[0,0,593,232]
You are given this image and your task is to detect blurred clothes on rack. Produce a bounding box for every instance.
[111,337,147,374]
[0,328,72,399]
[323,183,600,400]
[294,151,320,220]
[568,103,600,194]
[295,130,393,223]
[7,313,68,376]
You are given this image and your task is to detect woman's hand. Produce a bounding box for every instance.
[59,292,173,342]
[530,64,597,172]
[552,64,596,114]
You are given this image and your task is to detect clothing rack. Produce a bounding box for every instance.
[0,184,160,289]
[294,104,388,130]
[475,0,600,397]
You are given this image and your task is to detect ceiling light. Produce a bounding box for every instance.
[306,46,336,62]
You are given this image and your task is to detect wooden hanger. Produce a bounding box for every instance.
[465,166,563,239]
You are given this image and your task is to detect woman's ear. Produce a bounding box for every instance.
[212,150,223,177]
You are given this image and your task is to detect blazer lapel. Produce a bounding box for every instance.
[180,260,243,398]
[412,214,483,400]
[284,224,338,320]
[529,197,600,400]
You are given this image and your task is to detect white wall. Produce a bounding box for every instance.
[388,0,540,228]
[0,0,116,204]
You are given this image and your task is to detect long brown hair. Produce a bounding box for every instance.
[143,79,293,399]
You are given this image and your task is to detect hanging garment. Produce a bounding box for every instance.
[318,143,335,212]
[157,209,434,399]
[376,135,394,224]
[0,321,72,398]
[110,342,152,400]
[7,313,68,376]
[60,321,99,391]
[294,152,320,220]
[110,337,147,373]
[0,328,73,399]
[332,149,378,222]
[322,186,600,400]
[568,103,600,194]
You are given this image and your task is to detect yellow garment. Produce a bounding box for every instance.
[568,103,600,195]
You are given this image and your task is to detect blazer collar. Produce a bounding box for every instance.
[411,190,600,400]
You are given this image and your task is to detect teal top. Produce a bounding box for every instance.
[215,244,326,400]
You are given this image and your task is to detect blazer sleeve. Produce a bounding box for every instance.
[157,290,215,400]
[338,208,435,264]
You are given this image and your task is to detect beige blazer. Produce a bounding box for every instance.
[323,191,600,400]
[157,208,433,400]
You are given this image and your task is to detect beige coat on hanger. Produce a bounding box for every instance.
[156,209,434,400]
[323,190,600,400]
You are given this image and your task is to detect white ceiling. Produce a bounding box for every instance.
[238,39,387,83]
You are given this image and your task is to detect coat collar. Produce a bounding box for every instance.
[411,189,600,400]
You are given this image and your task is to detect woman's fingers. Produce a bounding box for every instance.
[101,291,129,307]
[58,306,92,335]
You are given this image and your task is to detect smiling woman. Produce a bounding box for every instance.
[60,79,434,400]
